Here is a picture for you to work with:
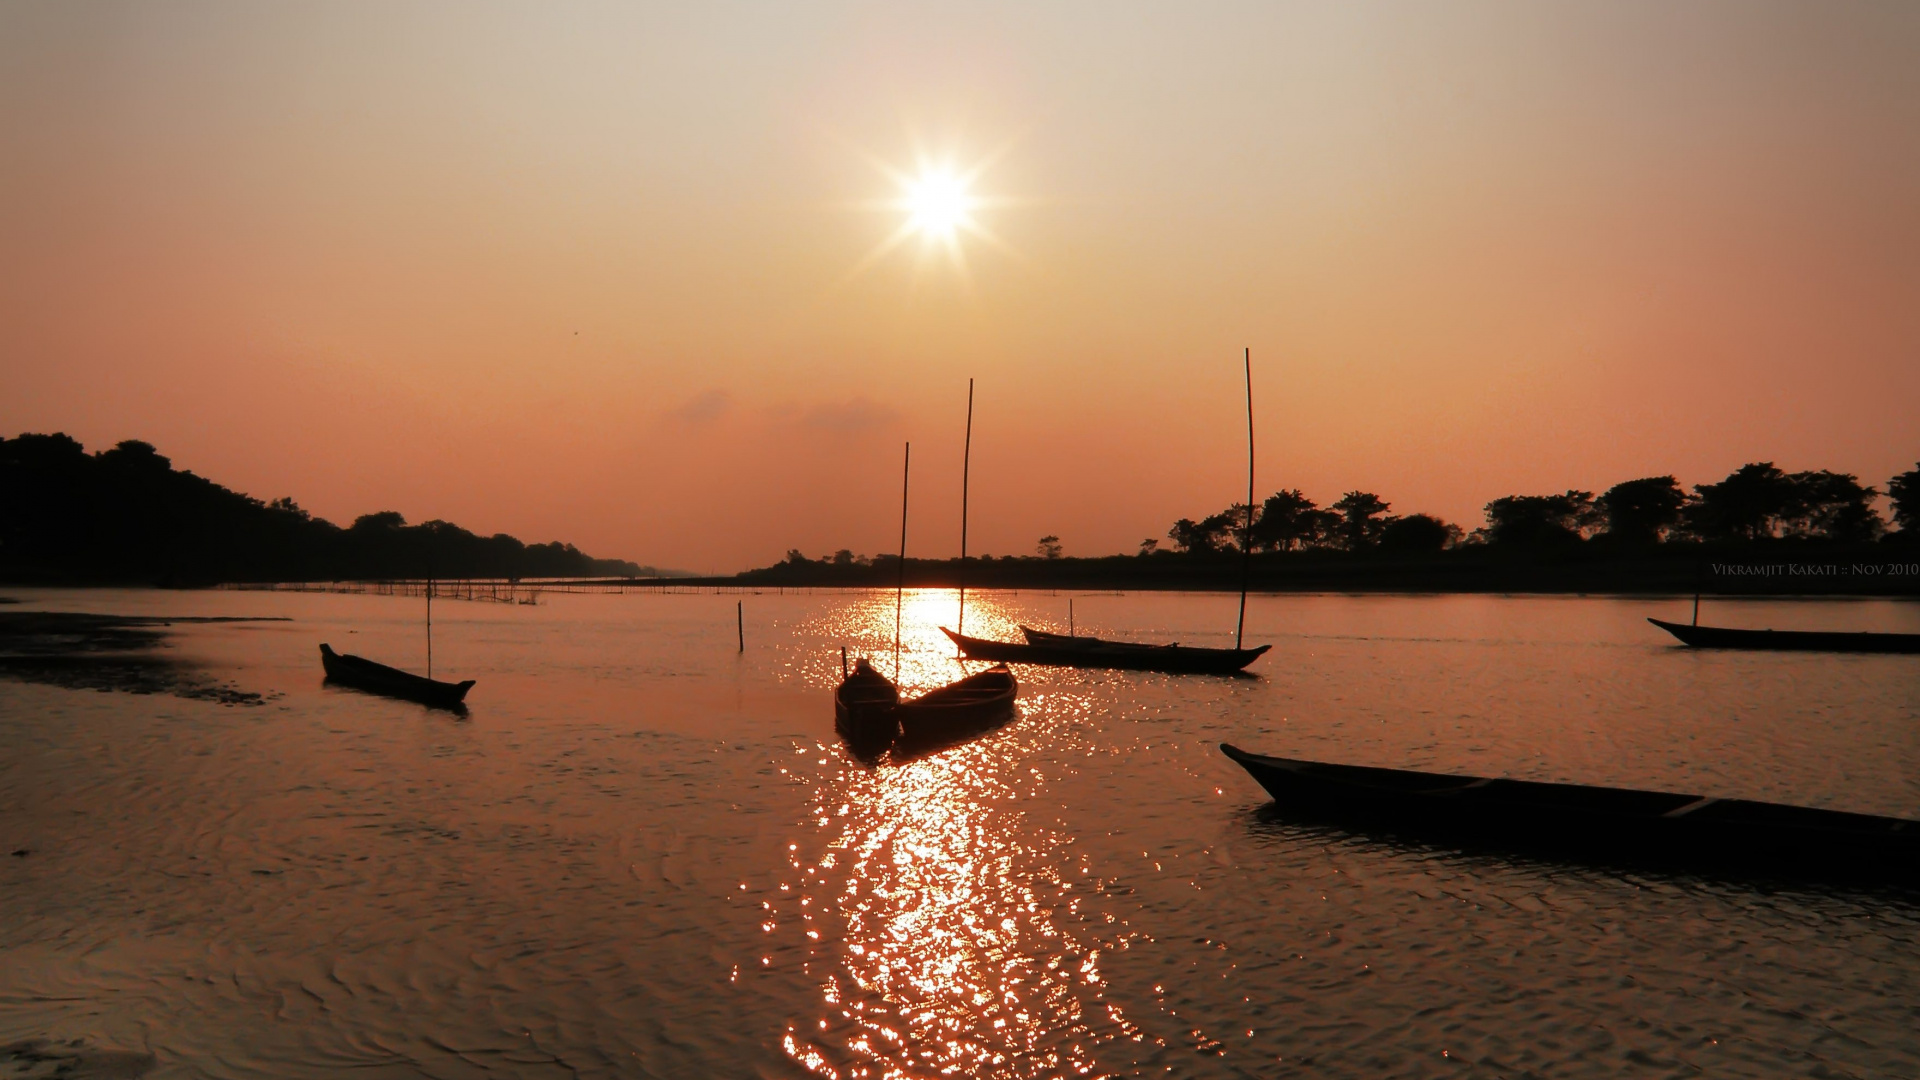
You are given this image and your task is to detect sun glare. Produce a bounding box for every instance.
[903,170,973,238]
[841,143,1017,285]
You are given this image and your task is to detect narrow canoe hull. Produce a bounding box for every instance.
[1649,617,1920,654]
[1221,743,1920,881]
[319,644,475,709]
[833,661,1018,761]
[945,627,1268,675]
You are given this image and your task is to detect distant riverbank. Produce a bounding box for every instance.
[637,542,1920,597]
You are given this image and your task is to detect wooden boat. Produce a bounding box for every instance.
[1221,742,1920,881]
[943,626,1269,674]
[1021,625,1191,652]
[1648,617,1920,654]
[319,643,475,708]
[834,659,1018,760]
[834,658,902,757]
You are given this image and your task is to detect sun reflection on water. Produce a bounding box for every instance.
[798,589,1028,695]
[780,592,1148,1078]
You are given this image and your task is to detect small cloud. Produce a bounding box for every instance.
[668,389,732,425]
[801,396,899,432]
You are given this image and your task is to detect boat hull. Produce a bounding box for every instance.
[833,662,1018,761]
[319,644,475,709]
[945,627,1268,674]
[1221,743,1920,882]
[1649,617,1920,654]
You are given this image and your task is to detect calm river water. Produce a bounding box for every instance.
[3,587,1919,1079]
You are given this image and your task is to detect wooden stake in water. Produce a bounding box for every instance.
[1069,597,1074,638]
[737,600,744,652]
[1236,347,1255,650]
[896,442,910,681]
[958,378,974,642]
[426,577,434,679]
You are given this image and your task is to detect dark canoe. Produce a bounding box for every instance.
[319,643,475,709]
[1021,625,1177,651]
[1649,617,1920,654]
[1220,742,1920,882]
[834,659,901,757]
[944,626,1269,674]
[834,660,1018,761]
[892,664,1018,755]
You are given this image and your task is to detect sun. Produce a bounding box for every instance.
[838,141,1019,286]
[903,170,974,239]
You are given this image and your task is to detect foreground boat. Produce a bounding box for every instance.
[319,643,475,708]
[1221,743,1920,882]
[1648,617,1920,654]
[944,626,1269,674]
[834,658,1018,761]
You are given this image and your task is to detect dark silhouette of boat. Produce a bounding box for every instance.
[1648,617,1920,654]
[943,626,1269,674]
[834,657,1018,760]
[319,643,475,708]
[1221,742,1920,882]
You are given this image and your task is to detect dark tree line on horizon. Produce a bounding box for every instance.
[768,460,1917,576]
[0,433,648,584]
[1158,461,1919,558]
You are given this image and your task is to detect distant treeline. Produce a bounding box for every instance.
[738,461,1920,594]
[1157,462,1918,555]
[0,433,651,585]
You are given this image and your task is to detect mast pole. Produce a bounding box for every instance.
[1236,347,1254,650]
[426,576,433,678]
[958,378,974,642]
[897,442,910,681]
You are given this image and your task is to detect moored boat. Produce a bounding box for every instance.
[1220,742,1920,881]
[835,657,902,756]
[319,643,475,708]
[944,626,1269,674]
[833,659,1018,760]
[1648,617,1920,654]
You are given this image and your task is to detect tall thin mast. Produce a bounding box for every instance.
[958,378,974,641]
[1236,348,1254,650]
[896,442,910,680]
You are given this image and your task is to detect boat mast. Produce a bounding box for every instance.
[426,576,433,679]
[1236,347,1255,650]
[958,378,974,643]
[896,442,910,681]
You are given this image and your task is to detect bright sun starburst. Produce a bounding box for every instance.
[839,142,1019,286]
[902,170,975,239]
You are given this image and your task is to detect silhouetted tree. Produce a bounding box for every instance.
[1890,463,1920,534]
[1252,489,1337,551]
[1037,535,1063,560]
[0,432,642,583]
[1168,509,1247,554]
[1378,514,1460,553]
[1482,491,1600,548]
[1596,476,1685,545]
[1784,471,1882,542]
[1684,463,1798,541]
[1329,492,1391,550]
[1137,538,1158,556]
[830,549,857,566]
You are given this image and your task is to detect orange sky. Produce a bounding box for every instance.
[4,3,1918,571]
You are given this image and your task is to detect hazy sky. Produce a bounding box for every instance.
[4,2,1917,570]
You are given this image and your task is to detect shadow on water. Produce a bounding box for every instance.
[319,677,470,717]
[0,1038,155,1079]
[834,708,1023,765]
[0,611,279,706]
[1240,802,1920,902]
